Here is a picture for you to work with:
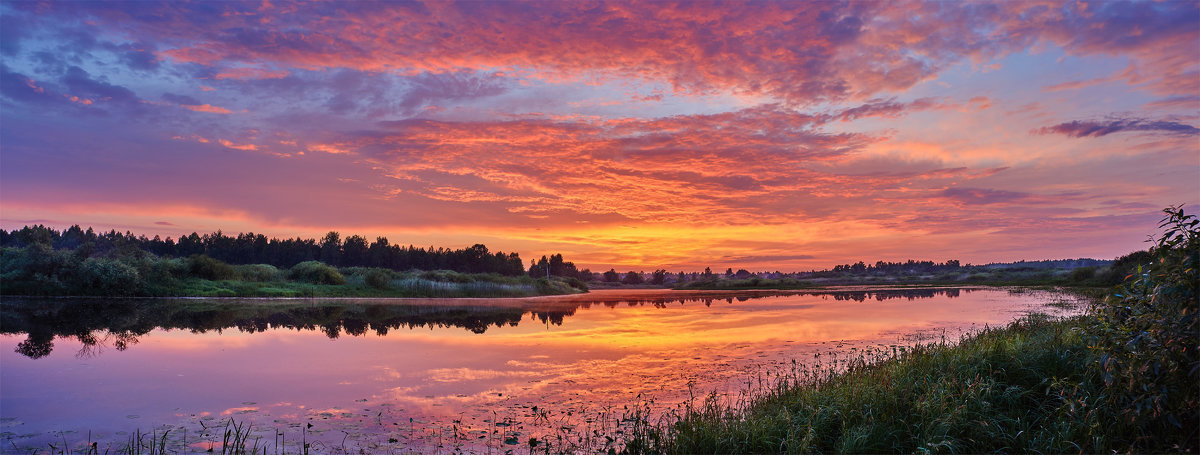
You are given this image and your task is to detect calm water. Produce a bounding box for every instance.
[0,288,1083,453]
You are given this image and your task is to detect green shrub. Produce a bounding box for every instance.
[288,261,346,285]
[234,264,282,282]
[561,276,589,291]
[420,270,471,283]
[0,244,80,295]
[77,257,143,296]
[365,269,391,289]
[1092,266,1124,286]
[188,254,239,281]
[1090,206,1199,451]
[1068,266,1096,282]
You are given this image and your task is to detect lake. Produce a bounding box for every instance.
[0,287,1085,453]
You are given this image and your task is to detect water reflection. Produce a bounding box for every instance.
[1,288,1082,453]
[2,288,974,359]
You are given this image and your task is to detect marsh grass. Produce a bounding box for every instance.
[631,207,1199,454]
[19,419,281,455]
[654,314,1115,454]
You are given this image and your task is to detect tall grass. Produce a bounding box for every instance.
[392,277,535,297]
[645,206,1199,454]
[664,314,1109,453]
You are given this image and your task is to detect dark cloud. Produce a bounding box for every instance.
[0,68,53,104]
[61,66,141,105]
[1036,118,1199,138]
[112,42,160,71]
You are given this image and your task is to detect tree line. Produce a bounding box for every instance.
[0,225,527,275]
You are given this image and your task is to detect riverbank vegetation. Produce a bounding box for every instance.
[663,255,1143,290]
[0,245,587,298]
[0,227,528,274]
[0,227,589,297]
[630,206,1196,453]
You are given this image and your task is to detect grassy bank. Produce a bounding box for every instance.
[166,268,587,298]
[668,314,1106,453]
[640,207,1198,454]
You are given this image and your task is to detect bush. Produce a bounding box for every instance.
[188,254,239,281]
[420,270,471,283]
[1068,266,1096,282]
[365,269,391,289]
[561,276,589,291]
[77,257,143,296]
[0,244,78,295]
[1090,206,1198,451]
[622,271,644,284]
[234,264,282,282]
[289,261,346,285]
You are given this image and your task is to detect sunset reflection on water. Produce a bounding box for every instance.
[0,288,1083,452]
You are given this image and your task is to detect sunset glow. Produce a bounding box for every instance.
[2,1,1197,270]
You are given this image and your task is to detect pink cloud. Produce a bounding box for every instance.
[211,67,290,80]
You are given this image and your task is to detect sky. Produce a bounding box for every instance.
[1,0,1198,271]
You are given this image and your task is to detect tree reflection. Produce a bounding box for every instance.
[4,288,968,359]
[15,334,53,359]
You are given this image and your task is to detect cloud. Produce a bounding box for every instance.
[4,0,1196,109]
[832,97,943,122]
[1,1,1196,270]
[0,12,28,56]
[939,187,1034,205]
[213,67,290,80]
[218,139,258,151]
[1042,76,1115,93]
[59,66,143,109]
[1144,95,1200,111]
[1036,118,1200,138]
[0,68,52,104]
[396,70,510,114]
[334,105,884,225]
[716,254,817,263]
[182,104,233,114]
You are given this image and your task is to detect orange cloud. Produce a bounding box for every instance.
[308,143,351,155]
[218,139,258,151]
[182,103,232,114]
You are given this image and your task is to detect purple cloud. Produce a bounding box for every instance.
[60,66,142,105]
[832,97,941,122]
[1037,118,1199,138]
